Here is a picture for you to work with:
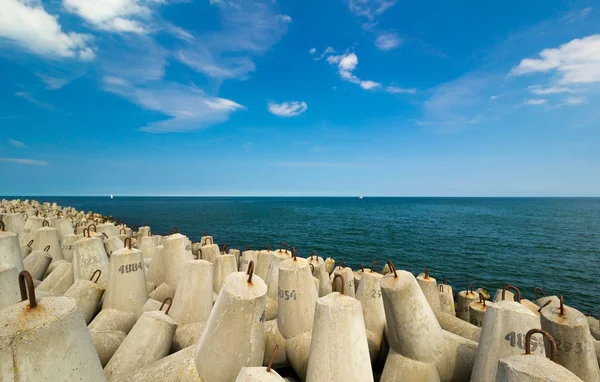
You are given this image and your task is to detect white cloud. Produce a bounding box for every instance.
[375,32,401,51]
[102,79,245,132]
[339,53,358,71]
[565,95,585,105]
[0,158,49,165]
[510,34,600,84]
[360,80,381,90]
[347,0,397,19]
[15,91,57,111]
[164,23,194,42]
[0,0,94,60]
[175,0,290,80]
[312,46,335,60]
[528,85,575,95]
[525,99,547,105]
[309,48,316,54]
[276,14,292,23]
[63,0,153,34]
[103,76,128,86]
[268,101,308,117]
[490,95,499,100]
[386,86,417,94]
[8,138,26,148]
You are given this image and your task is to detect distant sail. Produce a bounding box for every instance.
[110,194,114,199]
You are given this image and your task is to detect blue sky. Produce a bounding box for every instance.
[1,0,599,196]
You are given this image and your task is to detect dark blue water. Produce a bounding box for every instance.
[14,197,600,314]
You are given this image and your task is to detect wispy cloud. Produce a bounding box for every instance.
[0,0,94,60]
[15,91,57,111]
[0,158,49,165]
[375,32,401,51]
[525,99,547,105]
[346,0,397,19]
[62,0,159,34]
[327,52,381,90]
[310,46,335,61]
[386,86,417,94]
[8,138,26,148]
[527,85,576,95]
[565,95,586,105]
[268,101,308,117]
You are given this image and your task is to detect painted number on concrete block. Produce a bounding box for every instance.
[371,289,382,298]
[556,339,593,353]
[278,289,297,300]
[118,262,143,274]
[504,331,543,352]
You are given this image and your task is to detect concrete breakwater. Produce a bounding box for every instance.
[1,198,599,381]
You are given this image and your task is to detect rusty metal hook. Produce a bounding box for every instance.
[387,260,397,278]
[198,248,203,259]
[370,260,380,273]
[27,239,34,247]
[43,245,50,252]
[525,328,557,362]
[221,244,229,254]
[559,295,565,316]
[19,270,37,308]
[292,246,297,261]
[360,263,365,272]
[533,287,546,299]
[88,223,97,232]
[333,274,345,295]
[90,269,102,283]
[42,220,49,227]
[279,242,289,252]
[267,344,279,373]
[310,251,319,261]
[309,263,315,273]
[247,260,255,283]
[0,221,5,231]
[424,268,429,279]
[124,237,132,249]
[538,299,552,313]
[502,284,521,302]
[160,297,172,315]
[479,293,486,306]
[439,284,445,292]
[467,284,474,295]
[169,226,178,235]
[203,237,213,245]
[120,227,126,234]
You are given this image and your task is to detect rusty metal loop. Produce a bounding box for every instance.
[370,261,380,273]
[525,328,557,362]
[90,269,102,283]
[292,246,297,261]
[559,295,565,316]
[120,227,126,234]
[23,213,28,220]
[245,245,252,251]
[310,251,319,261]
[88,224,97,232]
[467,284,473,294]
[267,344,279,373]
[309,263,314,273]
[424,268,429,279]
[203,237,213,245]
[221,244,229,254]
[43,245,50,252]
[538,299,552,313]
[0,221,5,231]
[360,263,365,272]
[18,270,37,308]
[266,243,271,251]
[439,284,444,292]
[101,232,109,239]
[502,284,521,302]
[479,293,486,306]
[338,260,345,269]
[533,287,546,299]
[42,220,49,227]
[83,228,90,238]
[124,237,132,249]
[168,226,178,235]
[198,248,203,259]
[247,260,255,283]
[27,239,34,247]
[279,242,290,253]
[387,260,397,278]
[160,297,173,315]
[333,274,345,295]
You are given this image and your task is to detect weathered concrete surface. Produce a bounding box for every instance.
[587,316,600,341]
[521,299,542,316]
[149,282,174,302]
[91,330,126,367]
[240,250,258,272]
[356,271,386,362]
[471,300,544,382]
[492,289,515,303]
[104,310,177,380]
[104,236,124,257]
[65,278,105,324]
[333,266,356,298]
[113,345,202,382]
[0,264,20,310]
[0,227,24,271]
[381,347,441,382]
[265,249,293,308]
[89,308,137,334]
[235,367,285,381]
[469,299,489,328]
[213,254,238,293]
[285,331,312,381]
[0,296,105,381]
[162,233,194,289]
[381,270,444,362]
[540,304,600,382]
[61,233,80,262]
[194,272,267,382]
[102,245,148,317]
[199,242,219,264]
[417,272,442,314]
[171,322,206,353]
[2,212,25,237]
[457,290,479,322]
[36,261,74,294]
[23,249,52,280]
[439,284,455,316]
[496,354,584,382]
[277,257,317,339]
[170,259,213,326]
[32,226,64,262]
[435,330,478,382]
[73,236,110,287]
[306,293,374,382]
[256,249,275,280]
[308,255,332,297]
[264,319,289,368]
[146,244,165,286]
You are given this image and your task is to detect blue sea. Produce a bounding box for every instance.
[13,196,600,314]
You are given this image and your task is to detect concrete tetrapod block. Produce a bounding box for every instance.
[256,249,275,280]
[61,233,80,263]
[102,244,148,317]
[91,330,127,367]
[0,264,20,310]
[32,226,64,262]
[381,269,444,362]
[23,249,52,280]
[194,271,267,382]
[439,284,456,316]
[496,354,583,382]
[139,235,158,259]
[169,259,213,326]
[469,299,490,328]
[354,268,371,292]
[112,345,202,382]
[356,271,386,362]
[53,218,73,242]
[142,298,163,313]
[171,322,206,353]
[20,241,33,259]
[149,282,175,302]
[0,296,105,381]
[417,270,442,314]
[240,250,258,272]
[264,319,289,368]
[97,223,119,238]
[2,213,26,237]
[587,316,600,341]
[435,330,478,382]
[492,289,515,303]
[104,310,177,380]
[213,254,238,294]
[305,292,374,382]
[36,260,74,294]
[137,226,151,242]
[521,299,543,316]
[146,245,165,286]
[457,289,479,322]
[381,347,441,382]
[324,258,335,275]
[199,242,219,264]
[471,300,545,382]
[333,266,356,298]
[265,248,293,306]
[65,278,105,324]
[0,226,24,271]
[73,235,110,287]
[540,302,600,381]
[229,248,241,268]
[534,295,560,308]
[104,236,124,257]
[162,233,194,289]
[277,256,317,379]
[89,308,137,334]
[236,367,285,381]
[44,258,66,279]
[19,216,45,245]
[308,255,332,297]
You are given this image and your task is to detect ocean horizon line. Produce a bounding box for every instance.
[2,195,600,198]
